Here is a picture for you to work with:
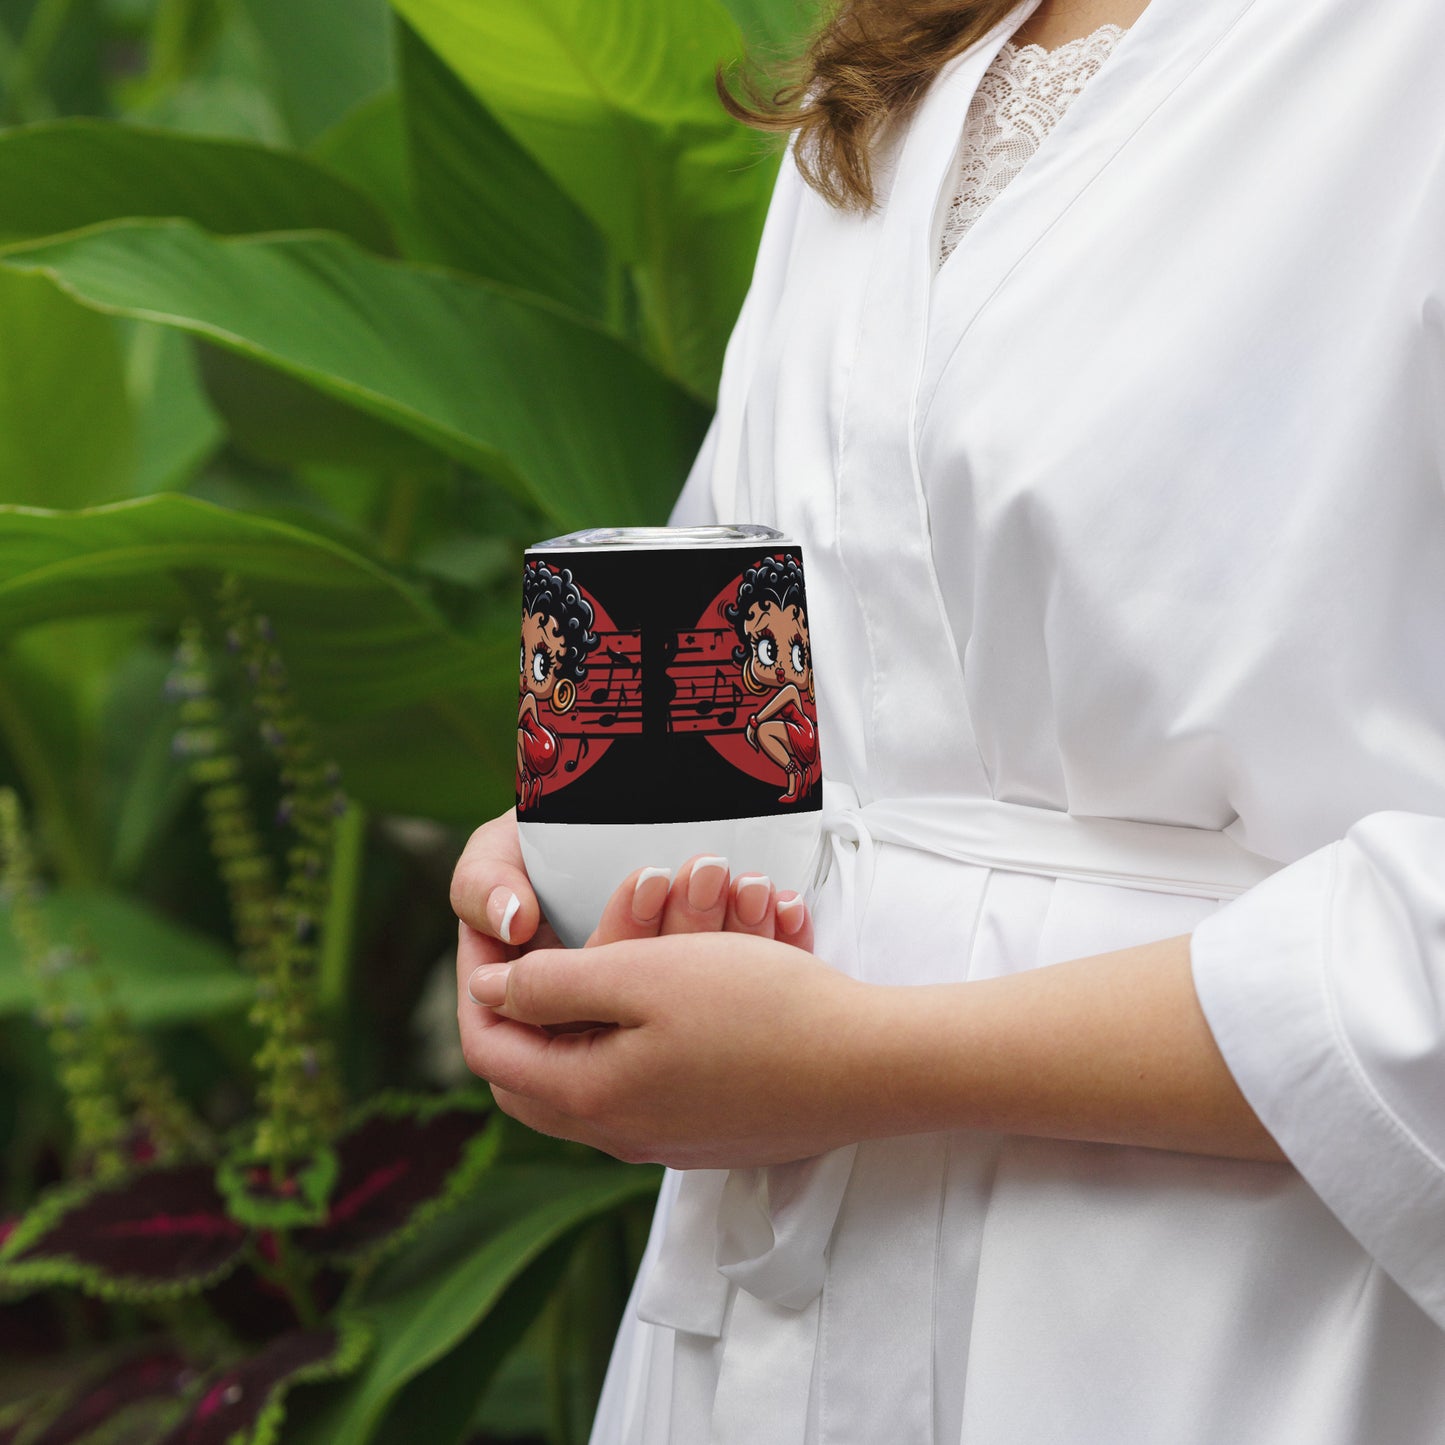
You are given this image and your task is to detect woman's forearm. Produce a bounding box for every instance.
[870,934,1287,1164]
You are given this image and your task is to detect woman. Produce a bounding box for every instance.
[453,0,1445,1440]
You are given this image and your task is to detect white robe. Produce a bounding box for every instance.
[591,0,1445,1440]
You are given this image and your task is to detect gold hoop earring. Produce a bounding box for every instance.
[551,678,576,714]
[742,658,768,695]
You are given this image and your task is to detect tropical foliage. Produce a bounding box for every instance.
[0,0,814,1440]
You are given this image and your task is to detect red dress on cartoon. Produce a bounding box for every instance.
[777,697,818,767]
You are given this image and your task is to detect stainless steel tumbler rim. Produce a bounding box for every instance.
[529,524,789,552]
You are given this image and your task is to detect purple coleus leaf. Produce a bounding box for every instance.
[0,1164,247,1302]
[293,1091,496,1265]
[29,1348,199,1445]
[157,1320,369,1445]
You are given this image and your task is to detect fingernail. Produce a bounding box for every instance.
[488,887,520,945]
[735,874,771,927]
[632,866,673,922]
[776,894,806,937]
[687,856,729,911]
[467,962,512,1006]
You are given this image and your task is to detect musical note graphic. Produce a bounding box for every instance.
[590,646,640,707]
[599,686,631,729]
[693,668,741,727]
[564,735,590,773]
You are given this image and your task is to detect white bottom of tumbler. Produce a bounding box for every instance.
[517,812,825,948]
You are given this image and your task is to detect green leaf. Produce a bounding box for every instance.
[0,886,252,1024]
[309,90,440,265]
[0,495,515,825]
[0,119,396,252]
[370,1240,569,1445]
[192,343,453,478]
[718,0,823,55]
[0,269,134,508]
[390,0,776,398]
[289,1163,660,1445]
[1,219,708,527]
[119,0,291,146]
[397,21,610,320]
[0,618,150,886]
[242,0,393,146]
[126,323,225,495]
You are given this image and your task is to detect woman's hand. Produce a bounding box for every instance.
[460,931,871,1169]
[453,814,816,1115]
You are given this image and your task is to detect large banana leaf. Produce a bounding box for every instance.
[289,1163,660,1445]
[0,119,395,252]
[0,219,707,528]
[0,496,515,826]
[720,0,823,54]
[241,0,393,146]
[390,0,778,399]
[0,270,134,508]
[397,21,610,322]
[310,90,440,265]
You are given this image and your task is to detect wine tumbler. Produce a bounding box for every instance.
[514,525,824,947]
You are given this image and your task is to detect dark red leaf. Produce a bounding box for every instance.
[157,1326,364,1445]
[31,1349,198,1445]
[4,1164,247,1298]
[294,1099,493,1262]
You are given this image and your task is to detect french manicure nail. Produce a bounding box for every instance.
[467,962,511,1006]
[735,874,771,927]
[687,856,729,912]
[632,866,673,922]
[776,894,806,936]
[488,887,520,945]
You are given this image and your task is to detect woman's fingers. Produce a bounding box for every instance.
[725,873,778,937]
[722,876,815,949]
[773,890,814,952]
[449,809,541,946]
[474,945,645,1031]
[657,854,731,934]
[586,865,675,947]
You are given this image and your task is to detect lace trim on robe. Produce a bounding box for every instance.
[939,24,1126,267]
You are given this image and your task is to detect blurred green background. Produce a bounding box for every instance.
[0,1,819,1441]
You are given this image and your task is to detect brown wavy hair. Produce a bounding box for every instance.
[721,0,1020,212]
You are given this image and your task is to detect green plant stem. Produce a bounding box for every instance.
[318,800,365,1026]
[0,679,96,887]
[259,1231,322,1330]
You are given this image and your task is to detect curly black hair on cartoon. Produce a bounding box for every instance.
[724,553,808,663]
[522,560,599,682]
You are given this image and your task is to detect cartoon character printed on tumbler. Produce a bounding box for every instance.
[517,561,598,811]
[726,554,820,804]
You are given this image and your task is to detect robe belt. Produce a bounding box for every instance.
[636,781,1285,1339]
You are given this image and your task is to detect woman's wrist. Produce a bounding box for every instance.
[833,938,1284,1163]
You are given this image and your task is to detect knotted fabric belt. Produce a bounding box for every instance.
[637,782,1284,1339]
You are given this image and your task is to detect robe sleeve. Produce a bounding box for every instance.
[667,412,721,527]
[1190,810,1445,1328]
[663,141,809,532]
